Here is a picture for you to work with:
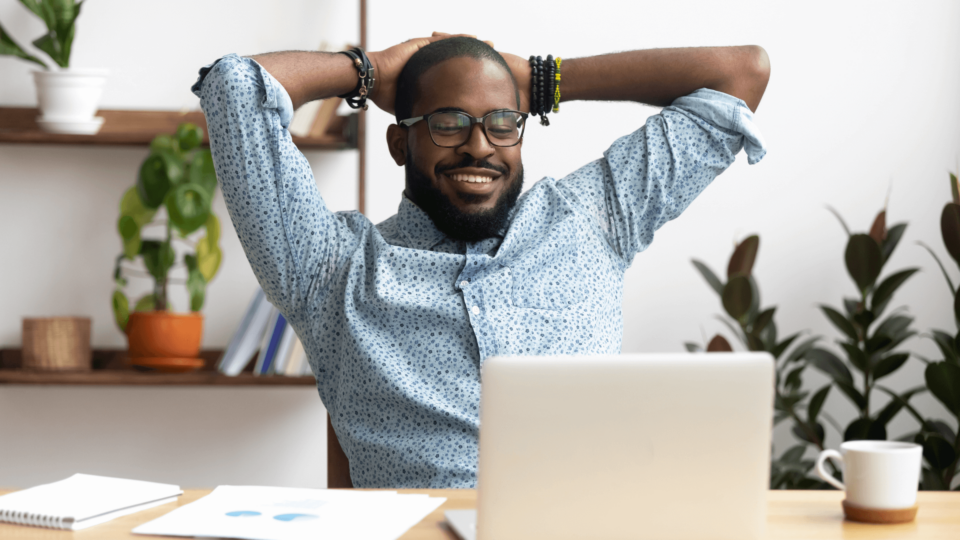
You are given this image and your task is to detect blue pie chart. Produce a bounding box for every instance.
[273,513,319,522]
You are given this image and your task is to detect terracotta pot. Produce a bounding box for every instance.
[126,311,204,372]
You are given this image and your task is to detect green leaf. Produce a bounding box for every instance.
[117,215,140,259]
[722,275,753,322]
[187,149,217,197]
[150,134,180,154]
[112,253,127,287]
[753,307,776,335]
[692,259,724,296]
[874,315,914,343]
[0,22,47,68]
[140,240,175,281]
[133,293,156,312]
[138,155,172,209]
[807,348,854,386]
[808,384,831,422]
[877,385,928,424]
[781,445,807,463]
[155,149,186,186]
[871,268,919,316]
[760,319,778,351]
[865,333,894,355]
[771,332,801,360]
[784,366,804,391]
[165,183,211,235]
[920,467,948,491]
[684,342,702,353]
[184,253,206,311]
[746,332,765,352]
[917,431,957,470]
[176,123,204,152]
[792,422,825,446]
[119,186,156,227]
[31,32,61,67]
[846,234,883,293]
[111,289,129,332]
[918,241,956,295]
[881,223,907,266]
[821,305,858,341]
[843,297,862,317]
[727,235,759,279]
[785,336,820,364]
[942,204,960,268]
[931,330,960,364]
[844,417,886,441]
[873,353,910,381]
[835,379,868,410]
[925,362,960,417]
[840,342,868,373]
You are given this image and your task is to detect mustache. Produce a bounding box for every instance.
[435,156,508,177]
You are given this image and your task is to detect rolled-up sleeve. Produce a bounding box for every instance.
[192,54,362,317]
[556,88,767,267]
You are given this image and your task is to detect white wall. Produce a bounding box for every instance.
[1,0,958,487]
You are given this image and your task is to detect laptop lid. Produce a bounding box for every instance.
[476,353,773,540]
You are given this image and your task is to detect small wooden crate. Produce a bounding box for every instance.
[21,317,92,371]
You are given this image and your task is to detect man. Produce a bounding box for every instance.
[191,33,770,488]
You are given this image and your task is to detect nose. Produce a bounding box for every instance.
[456,123,495,160]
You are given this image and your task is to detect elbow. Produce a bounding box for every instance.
[742,45,770,112]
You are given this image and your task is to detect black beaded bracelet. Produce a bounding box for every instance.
[337,47,376,111]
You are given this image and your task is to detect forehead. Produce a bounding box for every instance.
[413,57,516,117]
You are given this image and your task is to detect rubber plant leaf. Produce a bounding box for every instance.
[806,347,854,386]
[0,23,47,68]
[691,259,724,296]
[845,234,883,294]
[930,330,959,364]
[925,361,960,417]
[844,417,886,442]
[917,241,955,294]
[820,305,858,342]
[165,183,211,235]
[952,172,960,205]
[873,353,910,381]
[826,206,852,236]
[112,289,129,332]
[868,210,886,245]
[706,334,733,352]
[753,307,775,335]
[176,123,203,152]
[807,384,831,423]
[722,275,753,322]
[138,155,172,209]
[727,235,759,279]
[941,204,960,268]
[870,268,919,317]
[881,223,906,266]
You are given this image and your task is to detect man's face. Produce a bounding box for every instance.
[394,56,524,241]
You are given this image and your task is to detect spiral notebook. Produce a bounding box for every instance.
[0,473,182,530]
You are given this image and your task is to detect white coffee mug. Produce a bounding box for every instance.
[815,440,922,509]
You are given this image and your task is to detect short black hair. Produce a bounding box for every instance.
[394,36,520,123]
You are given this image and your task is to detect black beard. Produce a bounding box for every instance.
[404,156,523,242]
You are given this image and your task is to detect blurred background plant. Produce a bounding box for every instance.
[891,172,960,491]
[805,205,919,450]
[111,123,223,331]
[0,0,83,69]
[687,235,831,489]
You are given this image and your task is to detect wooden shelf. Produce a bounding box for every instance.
[0,107,358,150]
[0,348,316,386]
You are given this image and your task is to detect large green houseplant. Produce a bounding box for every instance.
[0,0,108,133]
[112,123,222,370]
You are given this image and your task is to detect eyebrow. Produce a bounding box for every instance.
[426,106,514,117]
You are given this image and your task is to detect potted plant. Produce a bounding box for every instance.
[0,0,108,134]
[111,123,223,372]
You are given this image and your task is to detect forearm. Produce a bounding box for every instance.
[250,51,358,110]
[560,46,770,112]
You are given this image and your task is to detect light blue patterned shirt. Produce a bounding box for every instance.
[192,53,766,488]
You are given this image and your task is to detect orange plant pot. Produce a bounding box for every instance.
[126,311,204,372]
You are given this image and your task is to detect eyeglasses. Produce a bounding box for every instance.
[398,109,528,148]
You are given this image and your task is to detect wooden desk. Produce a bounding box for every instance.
[0,489,957,539]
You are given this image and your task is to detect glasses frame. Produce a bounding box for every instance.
[398,109,528,148]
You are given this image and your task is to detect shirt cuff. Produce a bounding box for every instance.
[669,88,767,165]
[190,53,295,129]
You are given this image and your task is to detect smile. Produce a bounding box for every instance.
[449,174,496,184]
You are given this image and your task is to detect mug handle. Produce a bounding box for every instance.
[815,449,845,491]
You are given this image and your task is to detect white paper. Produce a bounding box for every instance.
[133,485,445,540]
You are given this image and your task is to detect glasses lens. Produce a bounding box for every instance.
[484,111,523,145]
[427,112,470,147]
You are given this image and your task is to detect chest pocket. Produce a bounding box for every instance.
[507,219,587,310]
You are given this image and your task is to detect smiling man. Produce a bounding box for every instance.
[191,34,769,488]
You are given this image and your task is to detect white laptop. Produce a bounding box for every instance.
[446,353,774,540]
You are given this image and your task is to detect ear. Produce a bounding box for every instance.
[386,124,407,166]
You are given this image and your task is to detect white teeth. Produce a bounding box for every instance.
[449,174,494,184]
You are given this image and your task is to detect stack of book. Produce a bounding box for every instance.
[216,288,311,377]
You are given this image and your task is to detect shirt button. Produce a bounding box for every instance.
[460,281,469,288]
[471,306,480,315]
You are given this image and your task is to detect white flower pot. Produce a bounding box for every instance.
[33,68,109,134]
